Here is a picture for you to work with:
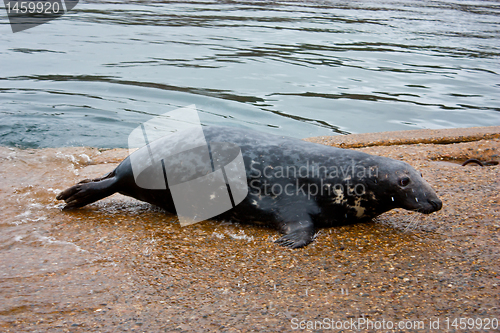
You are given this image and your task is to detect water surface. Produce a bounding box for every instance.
[0,0,499,148]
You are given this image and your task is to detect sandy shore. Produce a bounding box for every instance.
[0,127,498,332]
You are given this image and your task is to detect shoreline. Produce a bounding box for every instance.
[2,125,499,152]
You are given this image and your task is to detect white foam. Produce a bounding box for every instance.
[212,232,225,239]
[79,153,91,163]
[35,234,86,252]
[46,188,61,194]
[227,230,254,241]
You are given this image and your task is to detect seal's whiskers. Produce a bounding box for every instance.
[403,212,422,232]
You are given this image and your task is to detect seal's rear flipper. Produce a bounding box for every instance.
[56,172,118,209]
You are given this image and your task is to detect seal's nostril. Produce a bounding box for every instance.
[428,199,442,211]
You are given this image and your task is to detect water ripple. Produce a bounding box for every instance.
[1,0,499,147]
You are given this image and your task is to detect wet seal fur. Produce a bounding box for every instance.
[57,126,442,248]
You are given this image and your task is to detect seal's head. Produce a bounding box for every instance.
[374,158,442,214]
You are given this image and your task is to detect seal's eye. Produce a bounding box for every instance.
[399,176,410,187]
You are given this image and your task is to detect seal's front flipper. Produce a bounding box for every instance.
[273,195,319,248]
[56,171,118,209]
[275,221,316,248]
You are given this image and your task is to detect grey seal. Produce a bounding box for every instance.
[57,126,442,248]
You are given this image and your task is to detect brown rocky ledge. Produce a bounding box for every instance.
[0,127,498,332]
[305,125,500,149]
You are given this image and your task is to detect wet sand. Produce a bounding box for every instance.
[1,127,499,332]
